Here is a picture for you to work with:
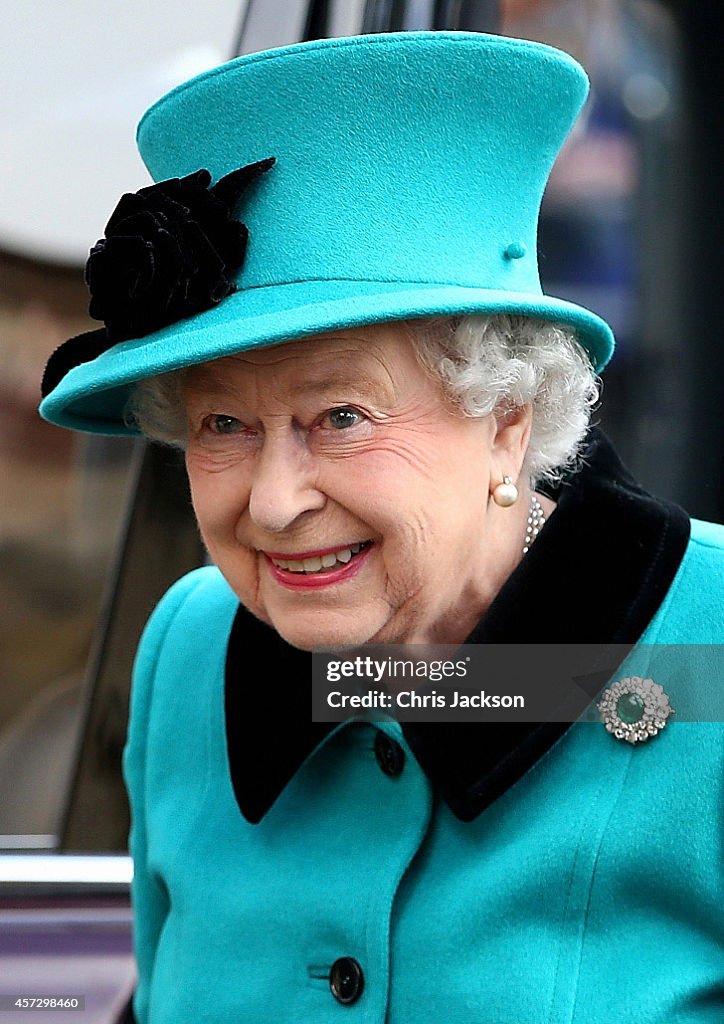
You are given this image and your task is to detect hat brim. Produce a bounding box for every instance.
[39,279,614,435]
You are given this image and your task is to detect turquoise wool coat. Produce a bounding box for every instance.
[123,434,724,1022]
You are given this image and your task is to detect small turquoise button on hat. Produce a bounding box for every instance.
[39,31,615,436]
[503,242,528,261]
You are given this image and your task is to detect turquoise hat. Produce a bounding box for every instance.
[39,30,614,435]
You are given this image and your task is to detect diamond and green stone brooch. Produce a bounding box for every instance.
[597,676,674,744]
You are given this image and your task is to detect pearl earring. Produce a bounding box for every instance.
[492,475,519,507]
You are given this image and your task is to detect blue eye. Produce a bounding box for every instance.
[209,414,241,434]
[327,407,361,430]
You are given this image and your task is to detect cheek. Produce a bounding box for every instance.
[185,456,250,544]
[325,439,438,503]
[333,439,465,529]
[332,462,434,573]
[347,446,486,576]
[320,461,418,550]
[187,464,262,605]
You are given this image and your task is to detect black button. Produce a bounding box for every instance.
[374,731,405,777]
[329,957,364,1005]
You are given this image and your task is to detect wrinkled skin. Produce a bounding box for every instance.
[183,322,536,650]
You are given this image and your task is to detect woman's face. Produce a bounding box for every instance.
[183,323,530,649]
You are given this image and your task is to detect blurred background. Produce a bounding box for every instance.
[1,0,722,849]
[0,1,243,843]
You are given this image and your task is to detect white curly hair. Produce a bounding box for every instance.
[127,314,600,485]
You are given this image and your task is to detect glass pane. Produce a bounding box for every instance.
[0,250,135,845]
[0,0,248,852]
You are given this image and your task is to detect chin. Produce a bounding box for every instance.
[270,612,384,652]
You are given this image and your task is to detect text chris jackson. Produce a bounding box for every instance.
[326,690,525,709]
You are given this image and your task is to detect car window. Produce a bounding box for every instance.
[0,0,246,854]
[0,251,136,845]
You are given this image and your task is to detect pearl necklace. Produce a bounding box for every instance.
[523,494,546,555]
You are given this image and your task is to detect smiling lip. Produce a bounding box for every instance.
[264,544,364,560]
[263,542,373,590]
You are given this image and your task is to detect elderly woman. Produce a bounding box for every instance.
[39,30,724,1024]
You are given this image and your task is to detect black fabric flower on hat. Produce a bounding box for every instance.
[87,159,275,342]
[41,158,275,399]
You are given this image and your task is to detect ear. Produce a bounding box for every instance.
[490,402,533,482]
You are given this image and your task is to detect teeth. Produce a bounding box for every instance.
[271,541,369,573]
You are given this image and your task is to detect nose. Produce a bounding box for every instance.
[248,430,325,533]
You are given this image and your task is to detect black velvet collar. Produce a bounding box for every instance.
[224,430,690,824]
